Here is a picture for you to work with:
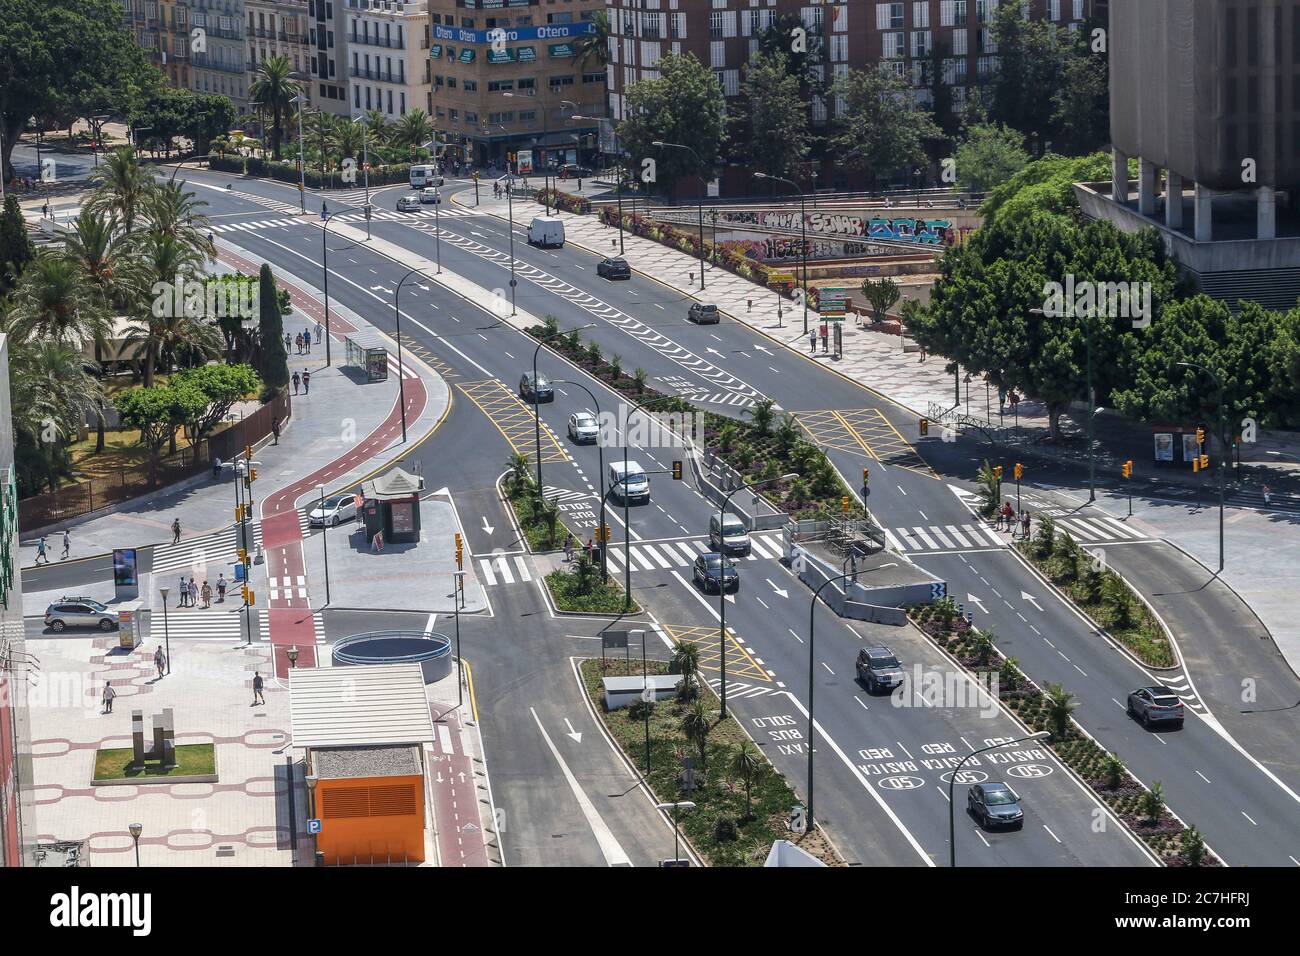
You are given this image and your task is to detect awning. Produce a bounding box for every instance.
[363,466,424,501]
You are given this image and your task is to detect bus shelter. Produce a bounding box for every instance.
[344,330,389,382]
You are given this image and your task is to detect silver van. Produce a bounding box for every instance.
[709,513,750,555]
[608,460,649,503]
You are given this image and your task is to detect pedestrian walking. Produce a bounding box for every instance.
[320,202,328,221]
[187,577,198,608]
[201,581,212,608]
[252,671,265,705]
[217,573,227,602]
[35,536,49,564]
[271,418,280,445]
[808,330,817,353]
[1021,510,1031,540]
[154,646,166,679]
[295,332,303,354]
[284,332,292,352]
[61,530,70,560]
[1001,501,1014,532]
[102,681,116,714]
[563,534,575,563]
[172,517,183,544]
[303,329,311,355]
[212,456,224,480]
[302,370,310,394]
[1263,484,1272,507]
[178,574,189,607]
[585,537,594,559]
[315,321,323,344]
[292,371,301,394]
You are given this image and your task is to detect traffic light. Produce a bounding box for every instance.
[841,496,851,513]
[919,417,929,436]
[454,532,463,569]
[238,548,248,565]
[1014,463,1023,481]
[247,589,255,606]
[244,444,253,460]
[602,524,611,542]
[994,465,1003,480]
[1196,427,1205,447]
[235,505,243,522]
[672,460,683,480]
[1122,460,1133,479]
[249,468,258,482]
[1200,454,1210,470]
[862,467,870,487]
[1192,457,1200,474]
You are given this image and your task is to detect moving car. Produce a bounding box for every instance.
[1126,686,1185,728]
[967,782,1025,830]
[528,215,565,248]
[396,195,421,212]
[596,257,631,280]
[709,513,750,555]
[519,371,554,403]
[308,494,359,527]
[557,163,592,179]
[45,598,116,633]
[855,645,905,694]
[693,553,739,594]
[687,302,720,324]
[420,187,441,205]
[567,411,599,444]
[608,460,649,503]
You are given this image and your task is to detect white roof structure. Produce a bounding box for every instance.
[288,663,435,749]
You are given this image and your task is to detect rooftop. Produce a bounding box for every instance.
[313,744,423,779]
[288,662,436,749]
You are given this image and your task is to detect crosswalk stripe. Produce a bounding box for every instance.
[1063,518,1105,541]
[910,527,939,549]
[672,542,698,563]
[630,548,655,571]
[945,525,972,547]
[971,523,1004,546]
[928,526,956,548]
[494,555,515,584]
[513,555,532,582]
[749,535,780,559]
[641,544,673,569]
[478,558,497,586]
[605,547,624,571]
[882,528,905,552]
[1094,515,1144,539]
[691,540,709,555]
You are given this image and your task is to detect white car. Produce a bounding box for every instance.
[308,494,358,527]
[397,194,421,212]
[420,187,441,205]
[567,411,599,444]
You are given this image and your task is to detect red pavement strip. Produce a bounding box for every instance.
[427,706,490,867]
[218,249,430,677]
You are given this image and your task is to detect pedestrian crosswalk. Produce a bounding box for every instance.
[477,553,534,586]
[602,532,785,574]
[267,575,310,602]
[257,609,326,646]
[210,206,481,235]
[151,514,311,575]
[882,513,1152,555]
[151,603,251,643]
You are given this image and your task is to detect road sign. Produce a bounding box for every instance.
[307,818,322,834]
[602,630,629,650]
[767,271,795,284]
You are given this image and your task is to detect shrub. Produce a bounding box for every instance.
[1180,825,1207,866]
[1104,752,1125,790]
[1138,781,1165,826]
[713,815,739,843]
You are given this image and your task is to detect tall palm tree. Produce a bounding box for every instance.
[363,109,390,143]
[249,55,301,160]
[392,108,434,155]
[328,119,367,165]
[123,232,216,388]
[87,147,151,235]
[141,180,216,260]
[7,249,108,345]
[572,9,612,72]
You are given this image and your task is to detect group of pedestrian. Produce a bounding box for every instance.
[291,370,311,395]
[994,501,1032,539]
[33,530,71,564]
[174,574,224,608]
[295,330,312,355]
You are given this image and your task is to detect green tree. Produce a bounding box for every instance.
[729,740,767,821]
[571,9,611,72]
[830,65,941,189]
[859,277,901,324]
[1180,825,1207,866]
[989,3,1064,142]
[618,53,727,200]
[256,263,289,391]
[506,451,532,495]
[679,699,713,768]
[1043,682,1076,740]
[1138,781,1165,826]
[1051,26,1110,155]
[739,51,810,181]
[954,124,1030,193]
[392,109,434,156]
[571,549,598,595]
[743,397,776,436]
[141,180,215,258]
[0,193,35,295]
[169,363,261,445]
[123,231,215,388]
[970,627,995,666]
[115,381,205,464]
[183,92,237,155]
[248,55,301,160]
[7,248,107,343]
[87,146,151,235]
[669,640,701,701]
[1103,752,1125,790]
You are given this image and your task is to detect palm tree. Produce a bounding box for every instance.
[680,699,713,768]
[140,181,216,260]
[506,451,532,495]
[249,55,301,160]
[7,249,108,345]
[363,109,390,143]
[743,397,777,435]
[123,232,217,388]
[669,640,701,700]
[1043,682,1077,740]
[572,9,612,72]
[328,119,367,165]
[392,108,434,156]
[87,147,151,235]
[729,740,767,821]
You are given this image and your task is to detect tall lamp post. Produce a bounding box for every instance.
[716,474,796,718]
[319,211,338,367]
[351,111,372,240]
[557,379,609,582]
[655,801,696,865]
[754,172,810,333]
[948,732,1050,866]
[503,90,553,215]
[293,94,308,213]
[802,566,860,833]
[652,140,707,291]
[318,485,331,605]
[483,123,516,312]
[1177,361,1227,572]
[158,586,172,675]
[393,268,439,442]
[572,113,623,255]
[531,324,597,494]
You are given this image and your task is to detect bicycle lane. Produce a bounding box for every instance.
[218,246,431,678]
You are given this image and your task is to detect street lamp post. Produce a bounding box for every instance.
[948,732,1050,866]
[1177,361,1227,572]
[716,474,796,719]
[532,325,597,494]
[392,268,437,443]
[352,112,372,240]
[503,90,553,215]
[802,567,860,834]
[320,211,337,367]
[754,172,809,333]
[652,141,707,291]
[129,822,143,867]
[484,123,516,312]
[654,801,696,864]
[557,379,608,583]
[452,570,466,708]
[158,586,172,675]
[293,95,308,213]
[614,394,671,613]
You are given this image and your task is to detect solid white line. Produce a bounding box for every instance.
[494,555,515,584]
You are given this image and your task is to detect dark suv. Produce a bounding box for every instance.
[519,371,554,403]
[855,645,905,694]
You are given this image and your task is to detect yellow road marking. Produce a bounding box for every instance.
[662,623,771,683]
[457,379,571,464]
[795,407,937,479]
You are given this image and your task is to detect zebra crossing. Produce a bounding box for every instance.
[210,206,480,235]
[602,532,785,574]
[477,552,534,586]
[150,514,311,575]
[882,513,1152,555]
[151,603,251,643]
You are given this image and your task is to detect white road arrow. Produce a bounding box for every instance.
[706,347,725,357]
[563,718,583,743]
[1020,591,1043,612]
[966,593,987,613]
[766,578,790,599]
[481,516,495,535]
[753,344,772,354]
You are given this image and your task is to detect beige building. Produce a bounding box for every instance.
[190,0,250,114]
[344,0,432,120]
[121,0,194,91]
[426,0,605,168]
[246,0,316,108]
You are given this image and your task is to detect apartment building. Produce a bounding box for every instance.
[345,0,432,121]
[308,0,352,114]
[190,0,250,113]
[246,0,316,108]
[426,0,606,168]
[122,0,194,90]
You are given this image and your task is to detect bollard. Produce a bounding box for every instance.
[689,272,694,284]
[747,299,752,310]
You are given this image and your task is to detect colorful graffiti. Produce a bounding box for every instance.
[717,209,974,246]
[719,235,944,263]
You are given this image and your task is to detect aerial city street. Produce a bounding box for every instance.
[0,0,1295,914]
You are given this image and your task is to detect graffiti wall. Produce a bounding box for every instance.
[716,209,975,247]
[719,236,908,262]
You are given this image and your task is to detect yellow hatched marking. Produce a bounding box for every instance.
[457,379,570,464]
[794,408,937,478]
[661,624,771,683]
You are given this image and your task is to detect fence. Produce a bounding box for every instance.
[18,391,291,534]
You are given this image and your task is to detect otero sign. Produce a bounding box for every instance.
[432,22,595,45]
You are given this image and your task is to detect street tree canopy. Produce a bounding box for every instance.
[830,65,941,189]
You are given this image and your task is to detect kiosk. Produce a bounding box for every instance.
[360,467,424,545]
[344,330,390,382]
[116,600,144,650]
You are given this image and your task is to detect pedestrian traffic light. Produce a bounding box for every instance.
[919,417,929,436]
[1014,463,1023,481]
[841,496,851,513]
[235,505,243,522]
[1200,453,1210,470]
[862,467,870,487]
[994,465,1003,480]
[672,460,683,480]
[454,532,463,569]
[1122,460,1133,479]
[1196,427,1205,447]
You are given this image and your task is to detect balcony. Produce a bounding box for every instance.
[194,55,246,74]
[348,33,404,49]
[350,66,404,83]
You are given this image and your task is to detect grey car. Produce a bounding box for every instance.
[1127,686,1185,728]
[45,597,117,633]
[519,371,554,403]
[855,645,905,694]
[687,302,720,324]
[967,782,1025,830]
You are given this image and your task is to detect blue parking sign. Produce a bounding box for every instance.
[307,818,322,834]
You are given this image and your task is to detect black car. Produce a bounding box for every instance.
[519,371,554,403]
[557,163,593,179]
[688,302,720,324]
[692,553,739,593]
[597,257,631,280]
[967,782,1025,830]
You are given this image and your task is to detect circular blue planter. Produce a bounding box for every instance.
[331,630,454,684]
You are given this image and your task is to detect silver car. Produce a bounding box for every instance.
[567,411,599,444]
[45,597,116,632]
[397,194,421,212]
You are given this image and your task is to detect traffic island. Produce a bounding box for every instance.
[543,562,639,615]
[578,657,842,867]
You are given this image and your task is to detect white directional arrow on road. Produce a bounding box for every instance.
[1020,591,1043,611]
[753,344,772,354]
[966,593,987,613]
[766,578,789,599]
[370,284,394,294]
[481,516,495,535]
[706,347,725,357]
[563,718,583,743]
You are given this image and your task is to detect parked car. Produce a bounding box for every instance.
[567,411,599,444]
[709,513,750,555]
[519,370,554,403]
[557,163,593,179]
[688,302,720,324]
[692,553,739,594]
[855,645,905,693]
[596,257,631,280]
[1126,686,1185,728]
[420,187,441,205]
[396,194,422,212]
[967,782,1025,830]
[308,494,359,527]
[45,598,116,633]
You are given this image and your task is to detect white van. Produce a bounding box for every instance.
[609,460,649,503]
[410,164,442,189]
[709,513,751,555]
[528,216,565,249]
